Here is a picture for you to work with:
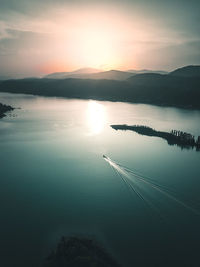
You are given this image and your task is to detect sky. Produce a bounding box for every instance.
[0,0,200,78]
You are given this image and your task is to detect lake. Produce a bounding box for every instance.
[0,92,200,267]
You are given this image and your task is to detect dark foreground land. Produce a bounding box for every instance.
[0,103,14,118]
[44,236,120,267]
[111,125,200,151]
[0,65,200,109]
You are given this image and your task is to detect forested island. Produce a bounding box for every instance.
[0,103,14,118]
[0,65,200,109]
[111,124,200,150]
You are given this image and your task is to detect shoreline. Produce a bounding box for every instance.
[0,76,200,110]
[0,90,200,111]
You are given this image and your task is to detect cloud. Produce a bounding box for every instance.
[0,21,14,40]
[0,0,199,76]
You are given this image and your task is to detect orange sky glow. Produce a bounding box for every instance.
[34,7,162,73]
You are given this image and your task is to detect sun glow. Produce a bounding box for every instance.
[79,31,116,68]
[35,8,145,73]
[87,101,106,135]
[70,26,119,69]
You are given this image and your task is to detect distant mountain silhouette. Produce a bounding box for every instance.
[0,75,13,80]
[127,73,164,82]
[44,68,168,80]
[169,65,200,77]
[71,67,102,74]
[45,68,169,80]
[127,69,168,75]
[45,67,101,79]
[45,69,133,80]
[82,70,133,80]
[0,65,200,109]
[127,71,200,108]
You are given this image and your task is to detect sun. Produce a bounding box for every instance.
[81,32,114,68]
[71,26,118,69]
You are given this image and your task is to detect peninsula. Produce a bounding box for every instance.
[111,124,200,150]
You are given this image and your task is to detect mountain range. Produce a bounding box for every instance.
[0,65,199,109]
[44,68,169,80]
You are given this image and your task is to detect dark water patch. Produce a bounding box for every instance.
[44,236,121,267]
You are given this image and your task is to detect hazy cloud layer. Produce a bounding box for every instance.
[0,0,199,77]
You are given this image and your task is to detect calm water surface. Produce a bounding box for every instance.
[0,93,200,267]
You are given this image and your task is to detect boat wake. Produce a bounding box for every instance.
[103,155,200,218]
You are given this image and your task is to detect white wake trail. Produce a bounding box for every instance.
[103,155,200,216]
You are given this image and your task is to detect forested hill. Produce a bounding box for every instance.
[0,66,200,109]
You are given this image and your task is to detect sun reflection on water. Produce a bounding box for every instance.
[87,101,106,135]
